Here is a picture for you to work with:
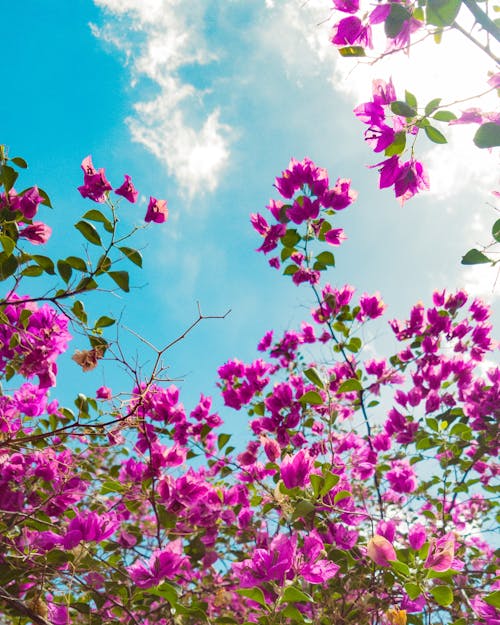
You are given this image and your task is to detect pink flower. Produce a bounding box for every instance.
[358,292,386,320]
[128,539,188,588]
[367,535,397,566]
[331,16,372,47]
[115,174,139,203]
[332,0,359,13]
[386,459,417,493]
[424,532,455,572]
[96,386,112,400]
[18,221,52,245]
[394,159,429,203]
[324,228,347,246]
[78,155,112,203]
[18,186,45,220]
[408,523,426,550]
[280,449,313,488]
[145,196,168,223]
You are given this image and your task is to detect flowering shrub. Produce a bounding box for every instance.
[0,146,498,625]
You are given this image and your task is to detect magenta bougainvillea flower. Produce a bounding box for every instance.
[18,221,52,245]
[78,155,112,203]
[115,174,139,203]
[145,196,168,223]
[424,533,456,571]
[128,539,189,588]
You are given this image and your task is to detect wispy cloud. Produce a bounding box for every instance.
[91,0,231,198]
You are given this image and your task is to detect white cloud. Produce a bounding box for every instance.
[91,0,231,198]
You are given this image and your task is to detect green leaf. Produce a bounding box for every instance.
[95,315,115,328]
[75,277,98,292]
[32,254,55,275]
[57,259,72,283]
[236,587,269,609]
[21,265,44,277]
[316,251,335,266]
[304,367,324,389]
[405,582,422,600]
[425,125,447,144]
[281,587,313,603]
[430,585,454,607]
[108,270,130,292]
[283,264,299,276]
[385,3,412,37]
[390,100,417,118]
[37,188,52,208]
[391,560,410,577]
[299,390,324,405]
[292,499,315,519]
[310,474,322,498]
[473,122,500,148]
[0,254,18,280]
[432,110,457,122]
[218,433,231,450]
[425,98,442,116]
[11,156,28,169]
[72,300,88,324]
[65,256,88,271]
[321,471,340,495]
[1,165,18,192]
[461,248,491,265]
[83,209,113,233]
[484,591,500,609]
[281,229,301,248]
[492,219,500,242]
[385,131,406,156]
[345,337,362,353]
[0,236,15,256]
[427,0,461,26]
[338,46,366,57]
[333,490,351,503]
[146,582,179,605]
[405,90,418,109]
[119,246,143,267]
[74,220,102,246]
[337,378,362,393]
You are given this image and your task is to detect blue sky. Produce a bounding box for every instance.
[2,0,498,425]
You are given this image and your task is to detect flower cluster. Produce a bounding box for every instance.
[251,157,356,285]
[78,155,168,223]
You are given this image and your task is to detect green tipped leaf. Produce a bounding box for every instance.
[390,101,417,118]
[405,90,418,108]
[432,110,457,122]
[11,156,28,168]
[75,220,102,246]
[338,378,363,393]
[385,131,406,156]
[57,259,72,283]
[430,585,454,607]
[424,125,448,144]
[299,390,324,405]
[108,270,130,292]
[461,249,491,265]
[316,251,335,266]
[65,256,88,271]
[119,246,143,267]
[492,219,500,242]
[236,587,268,609]
[473,122,500,148]
[338,46,366,57]
[83,209,113,232]
[95,315,115,328]
[281,587,313,603]
[484,591,500,609]
[304,367,324,389]
[425,98,442,116]
[427,0,461,26]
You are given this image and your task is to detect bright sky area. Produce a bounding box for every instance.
[1,0,498,430]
